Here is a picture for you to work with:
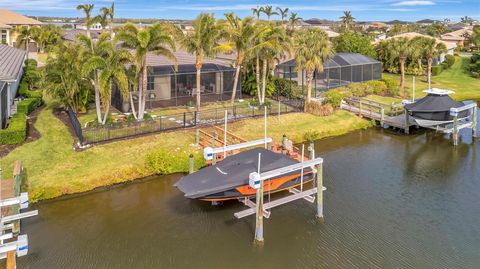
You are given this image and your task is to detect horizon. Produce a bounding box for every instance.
[0,0,479,22]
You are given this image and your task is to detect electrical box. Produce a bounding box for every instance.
[248,172,261,189]
[203,147,214,161]
[16,235,28,257]
[19,193,29,210]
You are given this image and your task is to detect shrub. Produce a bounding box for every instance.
[432,65,443,76]
[441,62,449,70]
[17,98,42,114]
[303,130,320,142]
[25,59,38,68]
[18,80,43,99]
[381,77,400,96]
[348,83,369,97]
[272,77,302,99]
[365,80,388,95]
[146,149,205,174]
[444,55,455,67]
[305,102,334,116]
[0,113,27,145]
[323,89,344,108]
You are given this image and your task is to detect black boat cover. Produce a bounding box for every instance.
[175,148,310,199]
[404,94,468,121]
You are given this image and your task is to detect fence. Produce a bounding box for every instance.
[72,100,300,145]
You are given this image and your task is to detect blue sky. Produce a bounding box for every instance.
[0,0,478,21]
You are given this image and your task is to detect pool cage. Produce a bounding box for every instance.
[276,53,382,98]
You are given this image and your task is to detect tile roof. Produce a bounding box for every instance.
[0,9,43,25]
[0,44,26,81]
[0,22,12,29]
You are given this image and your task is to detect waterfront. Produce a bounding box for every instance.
[17,126,480,268]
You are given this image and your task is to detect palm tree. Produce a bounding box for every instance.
[179,13,222,112]
[422,37,447,89]
[340,10,355,31]
[115,22,177,120]
[100,2,115,39]
[288,12,302,32]
[261,5,278,21]
[15,26,33,57]
[460,16,473,26]
[251,6,263,20]
[222,14,256,103]
[94,11,108,34]
[82,43,131,123]
[386,37,412,95]
[76,4,95,38]
[276,7,289,23]
[410,36,426,71]
[293,28,333,107]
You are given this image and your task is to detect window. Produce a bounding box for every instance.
[147,76,154,91]
[1,30,7,45]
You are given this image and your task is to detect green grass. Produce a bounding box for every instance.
[382,56,480,101]
[1,102,370,201]
[364,95,402,105]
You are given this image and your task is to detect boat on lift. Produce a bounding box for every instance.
[174,148,313,201]
[404,88,470,127]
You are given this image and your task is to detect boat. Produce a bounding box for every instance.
[404,88,470,127]
[174,147,313,201]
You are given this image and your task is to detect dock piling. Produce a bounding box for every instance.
[189,154,194,174]
[316,163,323,219]
[404,111,410,134]
[380,108,385,127]
[254,153,264,244]
[453,114,459,146]
[473,106,477,138]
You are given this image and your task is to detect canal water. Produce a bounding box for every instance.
[18,127,480,268]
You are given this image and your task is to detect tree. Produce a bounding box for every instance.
[94,10,108,34]
[222,14,256,103]
[179,13,222,111]
[422,37,447,88]
[288,12,302,33]
[76,4,95,38]
[82,43,131,123]
[293,28,333,107]
[15,26,33,58]
[334,32,376,58]
[472,25,480,49]
[384,37,412,95]
[261,5,278,21]
[116,22,177,120]
[31,25,63,53]
[276,7,289,23]
[251,6,262,20]
[100,2,115,39]
[340,11,355,31]
[460,16,474,26]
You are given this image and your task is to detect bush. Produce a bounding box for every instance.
[0,113,27,145]
[365,80,388,95]
[323,89,344,108]
[348,83,369,97]
[25,59,38,68]
[305,102,334,116]
[381,77,400,96]
[146,149,205,174]
[18,80,43,99]
[432,65,443,76]
[17,98,42,114]
[441,62,449,70]
[445,55,455,67]
[272,77,302,99]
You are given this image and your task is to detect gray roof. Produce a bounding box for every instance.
[278,53,380,69]
[62,29,103,42]
[0,44,26,81]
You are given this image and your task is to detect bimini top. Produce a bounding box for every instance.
[404,93,464,113]
[174,148,310,199]
[277,53,380,69]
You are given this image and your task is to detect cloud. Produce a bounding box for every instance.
[392,1,435,6]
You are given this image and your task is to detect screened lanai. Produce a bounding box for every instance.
[276,53,382,97]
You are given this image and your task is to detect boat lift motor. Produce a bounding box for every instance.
[0,234,29,259]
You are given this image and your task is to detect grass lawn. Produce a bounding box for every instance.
[365,95,402,105]
[1,101,371,202]
[382,56,480,101]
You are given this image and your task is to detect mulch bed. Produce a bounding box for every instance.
[0,105,44,158]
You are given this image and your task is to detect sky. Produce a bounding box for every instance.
[0,0,479,22]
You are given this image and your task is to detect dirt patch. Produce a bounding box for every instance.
[0,105,44,158]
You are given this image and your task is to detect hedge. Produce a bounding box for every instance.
[17,98,42,115]
[19,81,43,99]
[0,113,27,145]
[445,55,455,67]
[432,65,443,76]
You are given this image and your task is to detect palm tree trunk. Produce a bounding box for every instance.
[109,20,114,40]
[139,63,148,120]
[230,59,242,104]
[306,71,312,107]
[255,56,261,101]
[25,38,29,59]
[129,91,137,120]
[94,74,102,123]
[87,25,91,39]
[102,102,110,124]
[261,60,268,104]
[196,62,202,111]
[400,58,406,96]
[427,57,432,89]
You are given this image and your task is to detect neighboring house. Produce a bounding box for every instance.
[62,29,103,42]
[0,9,43,52]
[441,28,473,47]
[379,32,456,64]
[276,53,382,96]
[73,18,107,31]
[111,49,241,111]
[303,19,334,30]
[0,44,27,129]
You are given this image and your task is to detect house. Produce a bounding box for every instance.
[275,53,382,96]
[441,28,473,47]
[0,44,27,129]
[62,29,103,42]
[111,49,241,112]
[73,18,107,31]
[303,19,334,30]
[379,32,456,63]
[0,9,43,52]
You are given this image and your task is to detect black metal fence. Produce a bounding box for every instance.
[67,106,85,145]
[78,101,300,145]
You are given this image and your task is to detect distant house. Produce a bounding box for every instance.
[0,9,43,52]
[380,32,456,64]
[441,28,473,47]
[111,49,241,111]
[303,19,334,30]
[62,29,103,42]
[0,44,27,129]
[73,18,107,31]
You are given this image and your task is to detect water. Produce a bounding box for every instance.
[17,127,480,268]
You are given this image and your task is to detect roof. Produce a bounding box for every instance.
[0,9,43,25]
[0,22,12,29]
[278,53,380,69]
[380,32,457,50]
[0,44,26,81]
[441,29,473,41]
[62,29,103,42]
[325,30,339,38]
[147,49,235,75]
